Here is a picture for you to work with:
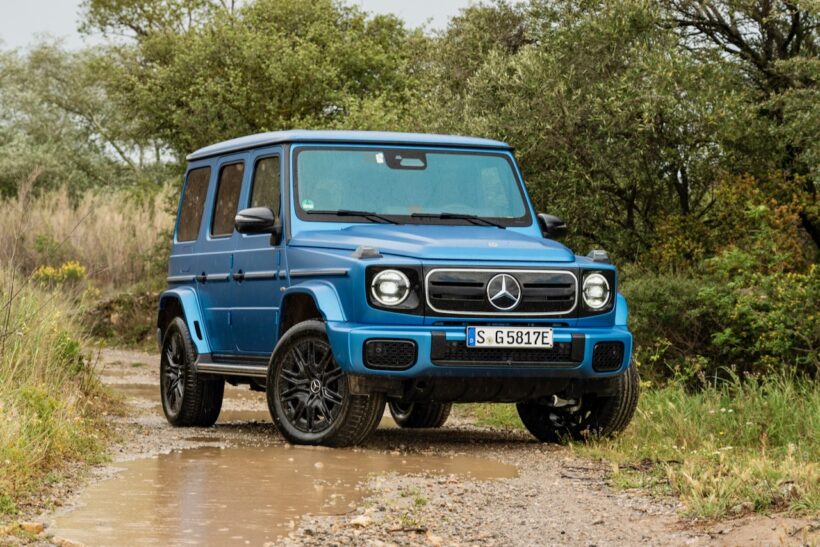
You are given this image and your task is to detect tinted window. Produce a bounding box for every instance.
[177,167,210,242]
[250,156,281,213]
[211,162,245,237]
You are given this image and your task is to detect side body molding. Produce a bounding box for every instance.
[158,287,212,354]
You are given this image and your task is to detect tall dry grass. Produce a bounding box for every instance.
[0,186,174,289]
[0,274,112,517]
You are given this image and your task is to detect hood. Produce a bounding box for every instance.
[290,224,575,263]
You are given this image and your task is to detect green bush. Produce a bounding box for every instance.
[624,263,819,382]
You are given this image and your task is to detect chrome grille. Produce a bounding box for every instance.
[425,268,577,316]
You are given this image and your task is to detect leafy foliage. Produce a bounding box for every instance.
[86,0,429,155]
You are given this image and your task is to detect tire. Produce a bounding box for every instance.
[388,401,452,428]
[267,320,385,447]
[517,363,639,443]
[160,317,224,427]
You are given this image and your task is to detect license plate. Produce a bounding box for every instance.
[466,326,553,349]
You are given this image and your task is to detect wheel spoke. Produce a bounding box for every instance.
[281,385,308,401]
[306,401,315,431]
[315,350,332,374]
[323,388,343,406]
[317,397,333,421]
[291,346,310,377]
[323,368,343,384]
[281,368,308,385]
[290,396,308,423]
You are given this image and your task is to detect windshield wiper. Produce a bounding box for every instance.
[307,209,400,225]
[410,212,506,229]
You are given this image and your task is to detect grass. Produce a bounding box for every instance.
[0,186,173,289]
[0,273,114,519]
[458,374,819,519]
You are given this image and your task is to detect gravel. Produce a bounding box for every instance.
[7,348,816,546]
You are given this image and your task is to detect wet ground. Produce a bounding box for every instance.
[30,349,820,546]
[51,446,515,545]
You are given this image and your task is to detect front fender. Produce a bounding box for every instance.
[158,287,211,355]
[282,280,346,322]
[615,292,628,326]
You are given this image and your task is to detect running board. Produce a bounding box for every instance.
[196,357,267,378]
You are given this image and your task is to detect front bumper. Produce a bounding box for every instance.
[325,322,633,379]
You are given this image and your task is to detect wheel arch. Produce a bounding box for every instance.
[279,282,346,337]
[157,287,211,355]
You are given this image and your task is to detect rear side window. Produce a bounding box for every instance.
[211,162,245,237]
[177,167,211,242]
[250,156,281,214]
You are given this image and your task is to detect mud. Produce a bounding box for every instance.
[50,445,515,545]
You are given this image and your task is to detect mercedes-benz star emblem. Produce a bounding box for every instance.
[486,273,522,311]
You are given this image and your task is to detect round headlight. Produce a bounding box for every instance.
[582,273,610,310]
[371,269,411,306]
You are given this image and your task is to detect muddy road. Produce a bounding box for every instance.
[30,349,818,546]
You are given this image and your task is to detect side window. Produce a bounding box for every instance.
[211,162,245,237]
[177,167,211,242]
[250,156,281,214]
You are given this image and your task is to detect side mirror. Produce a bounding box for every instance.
[537,213,567,239]
[235,207,276,234]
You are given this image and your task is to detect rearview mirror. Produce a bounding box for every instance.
[537,213,567,239]
[235,207,276,234]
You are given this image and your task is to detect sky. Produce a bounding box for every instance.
[0,0,476,50]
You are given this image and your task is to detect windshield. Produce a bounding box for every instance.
[293,147,531,226]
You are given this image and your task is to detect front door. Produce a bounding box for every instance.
[231,148,286,355]
[197,155,247,354]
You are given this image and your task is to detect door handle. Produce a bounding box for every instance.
[195,272,207,283]
[232,270,245,282]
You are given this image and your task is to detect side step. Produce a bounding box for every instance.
[196,354,268,378]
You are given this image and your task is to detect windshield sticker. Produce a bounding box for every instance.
[301,199,315,211]
[375,152,385,164]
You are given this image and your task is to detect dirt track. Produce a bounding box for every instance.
[23,349,820,546]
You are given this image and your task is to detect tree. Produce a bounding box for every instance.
[0,44,167,196]
[83,0,430,157]
[663,0,819,247]
[434,1,756,262]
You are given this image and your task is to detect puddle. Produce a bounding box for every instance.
[112,383,263,404]
[51,445,517,545]
[112,384,271,423]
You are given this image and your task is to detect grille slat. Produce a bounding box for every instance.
[426,269,577,316]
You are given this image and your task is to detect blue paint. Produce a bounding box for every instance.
[161,130,632,379]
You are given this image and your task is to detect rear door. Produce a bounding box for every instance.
[197,154,248,354]
[231,147,286,355]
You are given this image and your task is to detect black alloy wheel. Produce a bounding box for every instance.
[278,335,345,434]
[159,317,224,427]
[161,328,186,416]
[268,321,385,447]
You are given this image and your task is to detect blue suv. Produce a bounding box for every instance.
[157,130,639,446]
